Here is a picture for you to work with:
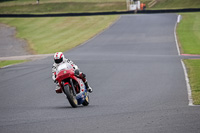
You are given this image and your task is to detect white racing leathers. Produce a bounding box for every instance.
[52,58,78,82]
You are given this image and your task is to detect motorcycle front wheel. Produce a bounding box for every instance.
[82,95,90,106]
[63,84,78,108]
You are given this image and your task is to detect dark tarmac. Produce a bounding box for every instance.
[0,14,200,133]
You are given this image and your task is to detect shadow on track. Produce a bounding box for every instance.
[39,105,95,110]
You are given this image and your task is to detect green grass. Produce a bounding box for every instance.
[177,12,200,105]
[0,0,125,6]
[0,60,27,68]
[0,0,126,14]
[151,0,200,9]
[177,12,200,54]
[0,16,119,54]
[184,60,200,105]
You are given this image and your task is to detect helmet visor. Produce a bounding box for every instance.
[55,58,63,64]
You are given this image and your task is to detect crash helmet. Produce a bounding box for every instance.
[54,52,65,64]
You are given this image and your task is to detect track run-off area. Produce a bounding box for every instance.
[0,14,200,133]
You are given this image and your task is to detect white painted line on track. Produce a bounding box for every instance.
[174,14,194,106]
[181,60,194,106]
[174,15,181,56]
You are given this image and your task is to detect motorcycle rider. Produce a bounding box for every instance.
[52,52,93,93]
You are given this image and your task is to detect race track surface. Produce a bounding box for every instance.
[1,14,200,133]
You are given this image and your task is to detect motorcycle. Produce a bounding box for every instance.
[55,62,89,108]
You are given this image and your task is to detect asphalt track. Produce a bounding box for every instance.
[1,14,200,133]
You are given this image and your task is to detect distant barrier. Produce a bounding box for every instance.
[0,11,132,17]
[138,8,200,14]
[0,8,200,17]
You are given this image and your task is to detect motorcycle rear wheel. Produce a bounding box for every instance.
[63,84,78,108]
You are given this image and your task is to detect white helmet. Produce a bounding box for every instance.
[54,52,65,64]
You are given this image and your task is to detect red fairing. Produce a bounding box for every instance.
[55,67,79,91]
[64,82,69,86]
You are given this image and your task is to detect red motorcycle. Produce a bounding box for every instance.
[55,62,89,108]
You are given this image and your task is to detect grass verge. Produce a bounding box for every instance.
[177,12,200,105]
[0,15,119,54]
[177,12,200,54]
[0,2,126,14]
[150,0,200,9]
[0,0,125,6]
[0,60,27,68]
[183,60,200,105]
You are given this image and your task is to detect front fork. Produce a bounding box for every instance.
[70,78,77,96]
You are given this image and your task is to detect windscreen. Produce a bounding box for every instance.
[57,63,73,74]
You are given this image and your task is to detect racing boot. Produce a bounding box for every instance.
[55,85,62,94]
[77,72,93,93]
[85,80,93,93]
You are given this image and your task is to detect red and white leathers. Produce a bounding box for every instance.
[52,53,92,93]
[52,58,78,81]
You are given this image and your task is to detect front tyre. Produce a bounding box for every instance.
[63,84,78,108]
[82,95,90,106]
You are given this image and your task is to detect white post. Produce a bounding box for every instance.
[36,0,39,4]
[135,0,140,10]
